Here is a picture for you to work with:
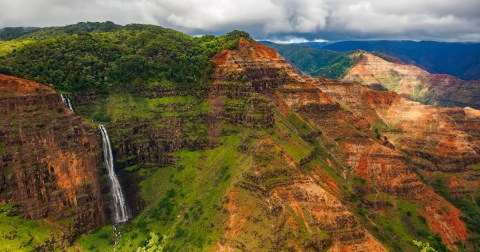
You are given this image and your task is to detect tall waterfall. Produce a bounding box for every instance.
[99,125,130,223]
[60,94,74,112]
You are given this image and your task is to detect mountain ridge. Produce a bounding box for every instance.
[342,52,480,109]
[263,40,480,81]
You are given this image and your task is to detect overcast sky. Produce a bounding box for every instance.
[1,0,479,42]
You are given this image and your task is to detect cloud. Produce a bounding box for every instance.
[0,0,479,41]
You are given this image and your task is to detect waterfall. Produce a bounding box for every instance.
[60,94,74,112]
[99,125,130,223]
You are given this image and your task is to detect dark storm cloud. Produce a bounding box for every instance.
[0,0,479,41]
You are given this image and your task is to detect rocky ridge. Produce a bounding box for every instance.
[212,39,479,250]
[342,52,480,109]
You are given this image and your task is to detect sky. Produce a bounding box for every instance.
[1,0,480,42]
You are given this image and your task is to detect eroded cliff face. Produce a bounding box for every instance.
[342,52,480,109]
[316,78,480,246]
[212,39,387,251]
[211,39,479,251]
[317,78,480,194]
[0,74,105,242]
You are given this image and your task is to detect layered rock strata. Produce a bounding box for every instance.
[0,74,105,240]
[343,52,480,109]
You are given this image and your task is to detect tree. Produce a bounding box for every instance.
[136,232,167,252]
[412,240,437,252]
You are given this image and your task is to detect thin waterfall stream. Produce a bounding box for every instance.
[99,125,130,246]
[60,94,74,112]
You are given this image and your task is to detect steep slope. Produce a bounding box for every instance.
[211,39,479,250]
[315,78,480,248]
[342,52,480,109]
[0,74,106,248]
[77,37,386,252]
[60,37,479,252]
[209,38,386,251]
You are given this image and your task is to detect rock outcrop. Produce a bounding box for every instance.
[314,78,477,247]
[342,52,480,109]
[212,40,479,250]
[0,74,105,242]
[213,39,387,251]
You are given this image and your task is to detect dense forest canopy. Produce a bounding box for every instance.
[0,22,252,93]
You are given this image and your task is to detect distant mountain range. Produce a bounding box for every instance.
[264,40,480,80]
[261,41,357,79]
[0,21,121,41]
[0,27,40,40]
[342,51,480,109]
[263,41,480,109]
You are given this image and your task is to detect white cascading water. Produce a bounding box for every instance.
[60,94,74,112]
[99,125,130,223]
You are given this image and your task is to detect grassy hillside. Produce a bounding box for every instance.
[0,204,60,251]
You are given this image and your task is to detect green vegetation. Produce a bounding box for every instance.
[74,94,348,251]
[76,226,116,252]
[286,111,316,138]
[23,21,121,39]
[380,69,403,91]
[359,199,448,251]
[429,171,480,249]
[0,39,33,57]
[0,22,255,251]
[262,41,362,79]
[0,27,39,40]
[81,133,251,251]
[0,23,251,93]
[0,203,60,251]
[413,240,438,252]
[136,232,167,252]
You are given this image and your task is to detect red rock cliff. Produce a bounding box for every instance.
[212,39,478,250]
[0,74,105,241]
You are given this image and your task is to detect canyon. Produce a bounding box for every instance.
[0,25,479,251]
[210,38,479,251]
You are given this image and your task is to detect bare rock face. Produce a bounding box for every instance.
[0,74,105,241]
[212,40,479,250]
[342,52,480,109]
